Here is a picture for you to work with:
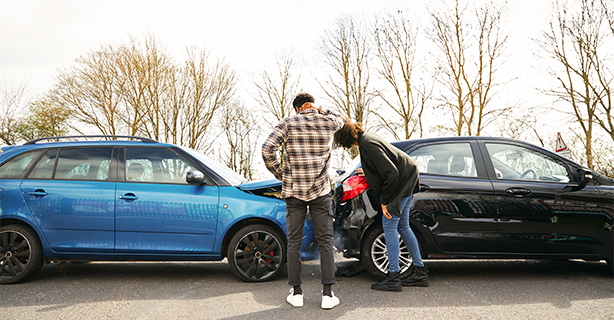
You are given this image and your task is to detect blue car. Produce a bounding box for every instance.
[0,135,317,284]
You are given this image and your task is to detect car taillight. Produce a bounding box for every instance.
[341,175,370,202]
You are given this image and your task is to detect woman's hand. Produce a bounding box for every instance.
[355,168,365,176]
[381,204,392,219]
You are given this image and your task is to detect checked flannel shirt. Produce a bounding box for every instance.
[262,108,346,202]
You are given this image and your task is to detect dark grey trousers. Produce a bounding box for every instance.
[285,194,335,286]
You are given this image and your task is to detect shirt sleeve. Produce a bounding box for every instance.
[261,120,287,180]
[320,107,347,130]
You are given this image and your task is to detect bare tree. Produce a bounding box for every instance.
[219,102,261,180]
[537,0,612,170]
[428,0,511,136]
[373,10,435,140]
[319,15,375,126]
[115,35,173,138]
[319,16,375,159]
[252,51,301,127]
[173,46,236,152]
[0,82,27,145]
[251,51,302,168]
[48,35,235,153]
[51,44,125,136]
[591,0,614,143]
[496,107,548,147]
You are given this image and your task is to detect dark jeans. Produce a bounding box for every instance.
[285,194,335,286]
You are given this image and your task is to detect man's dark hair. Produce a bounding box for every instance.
[334,121,364,149]
[292,93,315,110]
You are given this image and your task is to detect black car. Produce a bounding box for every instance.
[332,136,614,279]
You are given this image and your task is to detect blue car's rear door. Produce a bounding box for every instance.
[20,147,116,252]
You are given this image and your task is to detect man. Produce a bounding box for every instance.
[262,93,346,309]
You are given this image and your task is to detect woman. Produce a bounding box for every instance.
[334,121,429,291]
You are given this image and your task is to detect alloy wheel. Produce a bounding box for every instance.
[232,230,283,281]
[370,233,413,274]
[1,230,32,280]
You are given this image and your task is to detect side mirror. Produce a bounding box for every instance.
[579,169,593,187]
[186,170,206,185]
[563,169,593,192]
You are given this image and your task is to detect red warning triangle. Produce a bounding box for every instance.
[555,132,567,152]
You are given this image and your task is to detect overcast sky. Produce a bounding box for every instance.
[1,0,553,97]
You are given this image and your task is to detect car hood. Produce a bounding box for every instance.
[236,179,281,191]
[237,179,282,200]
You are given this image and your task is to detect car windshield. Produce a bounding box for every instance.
[179,147,247,186]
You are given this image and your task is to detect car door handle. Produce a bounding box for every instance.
[505,188,532,196]
[28,189,48,197]
[118,193,138,201]
[419,184,430,192]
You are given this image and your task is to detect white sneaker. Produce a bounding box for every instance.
[321,291,339,309]
[286,288,303,307]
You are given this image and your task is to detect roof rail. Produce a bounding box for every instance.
[24,135,158,145]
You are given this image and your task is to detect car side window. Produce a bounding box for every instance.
[0,150,42,179]
[54,148,113,181]
[125,147,196,184]
[485,143,570,182]
[408,143,477,177]
[28,149,58,179]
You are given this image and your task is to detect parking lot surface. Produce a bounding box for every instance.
[1,257,612,319]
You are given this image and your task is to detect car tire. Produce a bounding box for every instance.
[1,225,44,284]
[361,225,414,280]
[227,224,286,282]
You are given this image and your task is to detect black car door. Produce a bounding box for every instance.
[407,141,498,253]
[480,141,605,255]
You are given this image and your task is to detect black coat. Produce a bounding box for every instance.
[357,132,419,218]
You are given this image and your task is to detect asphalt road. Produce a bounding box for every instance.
[1,257,612,320]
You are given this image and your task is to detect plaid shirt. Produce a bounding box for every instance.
[262,108,345,201]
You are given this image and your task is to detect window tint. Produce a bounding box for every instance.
[408,143,477,177]
[55,148,113,181]
[28,149,58,179]
[485,143,570,182]
[0,150,42,179]
[125,147,196,184]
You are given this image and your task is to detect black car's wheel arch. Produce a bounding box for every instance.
[359,213,429,262]
[359,213,429,272]
[220,217,286,260]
